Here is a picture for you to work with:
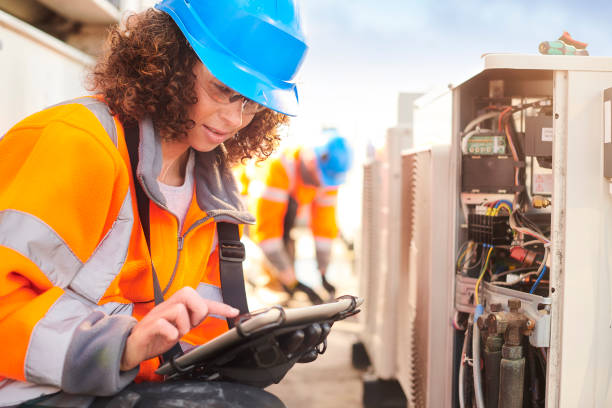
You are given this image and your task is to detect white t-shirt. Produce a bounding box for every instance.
[157,150,195,230]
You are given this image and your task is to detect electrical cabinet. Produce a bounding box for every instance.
[445,54,612,408]
[359,54,612,408]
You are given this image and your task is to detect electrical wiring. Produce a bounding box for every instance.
[529,247,550,294]
[456,243,471,272]
[474,246,494,305]
[521,240,544,248]
[462,111,501,134]
[472,319,485,408]
[456,240,472,268]
[458,321,473,408]
[498,106,512,131]
[491,267,539,282]
[514,210,545,235]
[509,211,550,244]
[494,199,513,209]
[490,271,541,286]
[503,122,519,162]
[453,311,467,330]
[457,242,482,273]
[494,203,512,215]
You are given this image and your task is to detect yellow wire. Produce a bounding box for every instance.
[457,241,473,268]
[475,247,494,305]
[494,203,512,216]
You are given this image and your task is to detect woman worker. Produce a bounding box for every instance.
[0,0,308,405]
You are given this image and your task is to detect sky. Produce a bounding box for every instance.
[290,0,612,147]
[284,0,612,236]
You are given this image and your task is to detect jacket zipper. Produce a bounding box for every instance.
[137,175,249,298]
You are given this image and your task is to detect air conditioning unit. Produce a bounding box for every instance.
[396,145,454,407]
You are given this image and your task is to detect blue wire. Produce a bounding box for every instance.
[529,265,547,294]
[494,199,513,209]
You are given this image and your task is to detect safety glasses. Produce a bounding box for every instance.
[197,66,267,115]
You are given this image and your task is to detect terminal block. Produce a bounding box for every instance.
[467,213,512,245]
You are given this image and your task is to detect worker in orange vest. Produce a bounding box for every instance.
[248,129,353,304]
[0,1,311,406]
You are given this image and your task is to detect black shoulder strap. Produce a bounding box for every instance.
[125,124,249,336]
[218,222,249,328]
[124,123,182,362]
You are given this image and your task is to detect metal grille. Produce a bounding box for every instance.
[359,161,381,350]
[398,151,428,408]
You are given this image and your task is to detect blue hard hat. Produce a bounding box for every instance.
[155,0,308,116]
[314,129,353,187]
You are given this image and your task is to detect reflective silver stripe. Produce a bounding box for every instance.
[97,301,134,317]
[315,194,338,207]
[196,282,223,303]
[50,97,118,147]
[261,186,289,202]
[258,237,284,252]
[81,99,118,146]
[69,192,134,303]
[0,379,59,407]
[314,237,333,252]
[25,292,96,386]
[0,194,133,302]
[196,283,225,320]
[24,294,134,387]
[0,209,81,288]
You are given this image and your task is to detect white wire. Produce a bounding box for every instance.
[463,111,500,134]
[472,320,485,408]
[490,271,541,286]
[458,320,472,408]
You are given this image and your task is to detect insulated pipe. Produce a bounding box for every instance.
[472,320,485,408]
[499,344,525,408]
[484,335,503,408]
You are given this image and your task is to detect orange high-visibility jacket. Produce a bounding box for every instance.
[248,148,339,272]
[0,97,253,406]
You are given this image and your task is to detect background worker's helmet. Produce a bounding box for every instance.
[155,0,308,116]
[314,128,353,187]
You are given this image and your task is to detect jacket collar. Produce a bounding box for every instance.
[136,117,254,225]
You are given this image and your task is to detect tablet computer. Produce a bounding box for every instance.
[156,295,363,377]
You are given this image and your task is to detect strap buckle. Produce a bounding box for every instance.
[219,240,246,262]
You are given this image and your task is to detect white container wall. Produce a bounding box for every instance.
[0,10,93,132]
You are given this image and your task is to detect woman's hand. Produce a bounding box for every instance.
[120,287,239,371]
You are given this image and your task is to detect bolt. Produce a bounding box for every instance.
[477,316,487,330]
[490,303,502,312]
[508,298,521,312]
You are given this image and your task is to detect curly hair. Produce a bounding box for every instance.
[88,9,288,164]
